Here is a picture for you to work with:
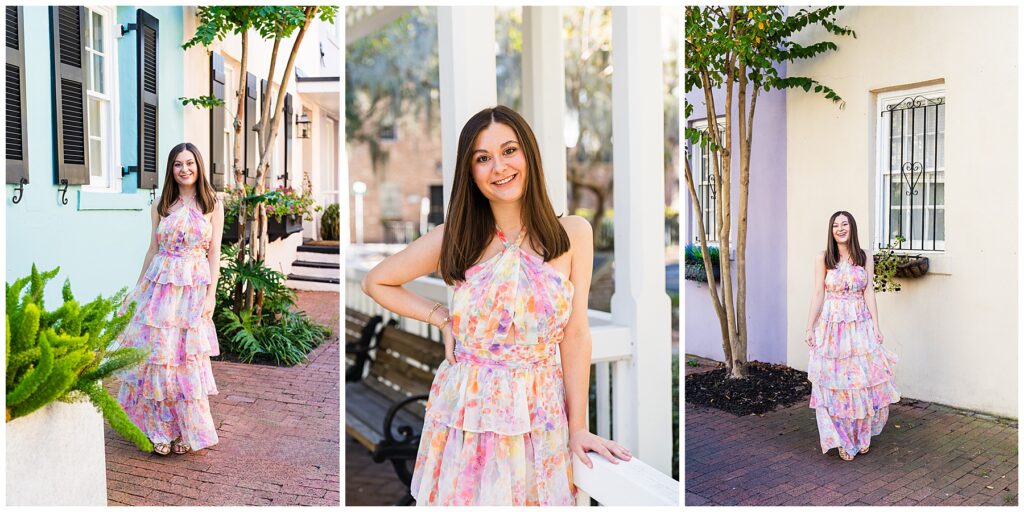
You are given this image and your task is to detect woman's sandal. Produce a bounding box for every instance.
[859,446,870,454]
[153,442,172,456]
[171,438,191,455]
[838,447,854,461]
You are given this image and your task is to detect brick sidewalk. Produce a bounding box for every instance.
[104,291,341,506]
[684,359,1018,506]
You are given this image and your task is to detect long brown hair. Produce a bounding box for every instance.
[824,210,866,269]
[439,105,569,284]
[156,142,217,217]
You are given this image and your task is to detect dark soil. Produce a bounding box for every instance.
[685,361,812,416]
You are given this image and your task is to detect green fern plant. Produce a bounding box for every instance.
[319,203,339,240]
[5,265,152,451]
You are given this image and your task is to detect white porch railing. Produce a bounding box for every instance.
[345,259,679,506]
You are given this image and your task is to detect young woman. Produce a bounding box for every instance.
[362,106,631,505]
[116,142,224,455]
[803,211,900,461]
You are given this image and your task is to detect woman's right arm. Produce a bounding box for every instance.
[361,224,450,330]
[803,251,827,346]
[134,203,161,286]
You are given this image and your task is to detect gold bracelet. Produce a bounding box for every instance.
[426,303,442,325]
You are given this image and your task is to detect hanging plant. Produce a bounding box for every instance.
[873,236,930,293]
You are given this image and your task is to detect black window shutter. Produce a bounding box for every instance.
[6,6,29,184]
[137,9,159,189]
[50,6,89,185]
[283,93,293,186]
[209,51,226,191]
[244,72,256,188]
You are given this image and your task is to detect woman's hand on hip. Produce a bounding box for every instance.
[569,429,632,468]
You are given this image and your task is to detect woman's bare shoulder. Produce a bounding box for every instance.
[559,215,592,241]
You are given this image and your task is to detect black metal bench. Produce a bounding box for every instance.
[344,308,384,382]
[345,324,445,505]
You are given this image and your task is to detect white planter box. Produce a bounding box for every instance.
[6,401,107,506]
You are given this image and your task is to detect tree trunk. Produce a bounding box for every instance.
[232,28,250,316]
[682,156,729,355]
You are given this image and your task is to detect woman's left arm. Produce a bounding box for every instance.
[204,199,225,319]
[559,216,632,468]
[863,251,883,343]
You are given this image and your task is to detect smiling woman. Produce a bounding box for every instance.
[361,105,631,505]
[114,142,225,456]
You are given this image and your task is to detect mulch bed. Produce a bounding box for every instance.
[685,361,812,416]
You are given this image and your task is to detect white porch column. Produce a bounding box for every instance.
[437,7,497,208]
[521,7,568,214]
[609,7,672,476]
[340,8,350,246]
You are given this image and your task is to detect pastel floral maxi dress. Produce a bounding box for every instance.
[410,227,576,505]
[809,260,900,455]
[115,202,220,451]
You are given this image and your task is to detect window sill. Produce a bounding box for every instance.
[77,191,150,211]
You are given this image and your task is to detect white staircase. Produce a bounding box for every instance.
[285,243,340,292]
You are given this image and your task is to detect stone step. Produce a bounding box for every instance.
[291,260,339,280]
[297,245,340,265]
[286,274,340,292]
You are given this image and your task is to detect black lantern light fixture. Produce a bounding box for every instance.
[295,112,312,139]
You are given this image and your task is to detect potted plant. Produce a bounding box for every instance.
[684,243,721,283]
[264,186,320,241]
[6,265,152,505]
[320,203,339,241]
[873,235,929,292]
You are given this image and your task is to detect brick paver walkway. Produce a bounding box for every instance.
[685,358,1018,506]
[104,291,341,506]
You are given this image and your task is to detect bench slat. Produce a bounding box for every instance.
[377,327,446,368]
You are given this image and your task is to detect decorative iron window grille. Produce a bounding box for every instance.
[879,95,945,252]
[689,119,725,244]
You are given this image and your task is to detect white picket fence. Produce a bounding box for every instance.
[344,258,678,506]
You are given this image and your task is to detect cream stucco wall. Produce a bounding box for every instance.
[786,6,1017,417]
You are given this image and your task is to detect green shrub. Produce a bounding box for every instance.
[5,265,151,451]
[214,246,330,365]
[320,203,339,241]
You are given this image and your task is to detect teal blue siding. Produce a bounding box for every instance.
[6,6,184,303]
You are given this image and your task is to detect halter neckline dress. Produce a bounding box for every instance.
[115,200,220,451]
[809,259,900,455]
[410,226,577,505]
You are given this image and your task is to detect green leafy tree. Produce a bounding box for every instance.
[182,6,338,317]
[684,6,855,378]
[5,266,151,451]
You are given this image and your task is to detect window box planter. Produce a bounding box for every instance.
[684,261,721,283]
[268,214,303,242]
[222,220,252,244]
[874,253,929,279]
[6,401,107,505]
[683,243,722,284]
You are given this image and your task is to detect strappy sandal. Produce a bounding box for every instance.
[838,447,854,461]
[153,442,172,456]
[859,446,870,454]
[171,438,191,455]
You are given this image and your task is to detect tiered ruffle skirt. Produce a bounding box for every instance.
[116,251,220,451]
[410,342,575,506]
[809,293,900,454]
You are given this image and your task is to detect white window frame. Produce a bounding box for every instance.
[82,5,121,193]
[687,117,725,246]
[874,84,946,253]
